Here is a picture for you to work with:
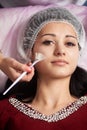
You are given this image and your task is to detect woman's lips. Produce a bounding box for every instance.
[51,59,68,66]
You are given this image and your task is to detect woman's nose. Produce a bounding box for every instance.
[54,44,66,56]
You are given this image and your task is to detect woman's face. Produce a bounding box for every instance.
[32,22,79,79]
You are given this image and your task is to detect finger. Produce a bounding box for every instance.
[11,59,32,72]
[8,67,34,82]
[21,70,34,82]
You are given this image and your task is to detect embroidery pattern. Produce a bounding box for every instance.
[9,96,87,122]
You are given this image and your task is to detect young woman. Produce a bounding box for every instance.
[0,7,87,130]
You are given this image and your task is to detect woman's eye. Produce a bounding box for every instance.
[42,40,54,45]
[66,42,76,47]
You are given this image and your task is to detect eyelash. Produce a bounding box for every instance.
[42,40,76,47]
[65,42,76,47]
[42,40,54,45]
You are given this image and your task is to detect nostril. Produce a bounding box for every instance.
[57,52,65,56]
[54,50,65,56]
[54,43,66,56]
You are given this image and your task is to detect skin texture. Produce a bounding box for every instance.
[27,22,80,115]
[33,22,79,79]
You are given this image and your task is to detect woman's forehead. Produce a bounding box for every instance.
[38,21,78,38]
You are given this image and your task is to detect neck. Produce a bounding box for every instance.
[31,76,77,115]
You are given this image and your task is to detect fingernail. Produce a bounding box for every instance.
[27,67,32,71]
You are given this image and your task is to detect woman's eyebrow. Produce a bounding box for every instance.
[40,34,77,40]
[41,33,56,37]
[65,35,77,39]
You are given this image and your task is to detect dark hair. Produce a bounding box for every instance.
[3,66,87,102]
[70,66,87,97]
